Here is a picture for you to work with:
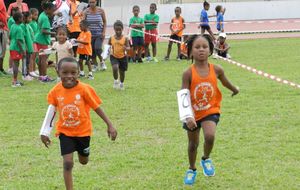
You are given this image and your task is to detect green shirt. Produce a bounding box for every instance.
[21,23,34,53]
[8,17,15,30]
[9,24,25,52]
[129,16,144,37]
[144,13,159,30]
[29,20,39,34]
[34,12,51,45]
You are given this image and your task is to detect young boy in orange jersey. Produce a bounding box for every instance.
[165,7,185,61]
[40,57,117,190]
[108,20,130,90]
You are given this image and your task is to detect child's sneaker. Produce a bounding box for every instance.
[100,62,107,71]
[79,73,85,78]
[119,82,125,90]
[22,75,34,81]
[29,71,39,78]
[88,74,94,80]
[201,158,215,176]
[11,81,24,87]
[137,58,143,63]
[184,169,197,185]
[164,56,169,61]
[113,80,119,89]
[176,56,181,61]
[92,64,99,72]
[153,57,159,63]
[39,76,55,83]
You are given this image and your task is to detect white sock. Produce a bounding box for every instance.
[89,72,93,75]
[80,71,85,75]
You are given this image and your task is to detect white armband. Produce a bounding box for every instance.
[39,105,56,137]
[177,89,194,123]
[101,44,111,60]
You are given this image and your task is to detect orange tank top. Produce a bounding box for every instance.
[111,35,126,59]
[171,16,184,37]
[190,63,222,121]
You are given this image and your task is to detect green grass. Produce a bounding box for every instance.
[0,37,300,190]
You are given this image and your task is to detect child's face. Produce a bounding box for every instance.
[133,7,140,16]
[57,30,67,43]
[150,5,156,14]
[175,8,181,17]
[219,37,226,43]
[32,11,38,21]
[205,5,210,11]
[59,62,79,89]
[46,7,55,18]
[80,23,87,31]
[114,26,123,37]
[191,37,210,61]
[16,15,23,24]
[25,15,32,23]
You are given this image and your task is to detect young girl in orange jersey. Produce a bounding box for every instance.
[165,7,185,61]
[181,34,239,185]
[108,20,130,90]
[75,20,94,79]
[40,57,117,190]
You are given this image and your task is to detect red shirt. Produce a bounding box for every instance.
[0,0,8,31]
[7,2,29,16]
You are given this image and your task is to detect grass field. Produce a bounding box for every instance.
[0,37,300,190]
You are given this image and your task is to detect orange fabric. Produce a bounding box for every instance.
[47,81,102,137]
[110,35,126,59]
[171,16,184,37]
[190,63,222,121]
[180,43,187,56]
[77,31,92,56]
[67,0,81,33]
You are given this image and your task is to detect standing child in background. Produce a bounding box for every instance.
[180,34,239,185]
[165,7,185,61]
[215,33,230,58]
[143,3,159,63]
[68,0,81,58]
[21,11,34,81]
[39,57,117,190]
[29,8,39,77]
[129,5,144,63]
[199,1,216,41]
[108,20,130,90]
[34,1,56,83]
[215,5,226,33]
[76,20,94,80]
[9,12,25,87]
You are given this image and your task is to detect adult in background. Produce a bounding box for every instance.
[68,0,81,58]
[0,0,8,76]
[7,0,29,16]
[53,0,70,30]
[82,0,107,71]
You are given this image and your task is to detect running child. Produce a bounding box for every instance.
[215,32,230,58]
[143,3,159,63]
[129,5,144,63]
[108,20,130,90]
[40,57,117,190]
[199,1,216,41]
[29,8,39,77]
[9,12,25,87]
[215,5,226,33]
[180,34,239,185]
[76,20,94,80]
[165,7,185,61]
[34,1,56,83]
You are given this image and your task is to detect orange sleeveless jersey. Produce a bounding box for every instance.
[171,16,184,37]
[190,63,222,121]
[111,35,126,59]
[47,81,102,137]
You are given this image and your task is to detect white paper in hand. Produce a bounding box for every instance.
[101,44,111,60]
[177,89,194,123]
[39,48,57,55]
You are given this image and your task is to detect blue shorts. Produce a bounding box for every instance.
[132,36,144,47]
[183,114,220,132]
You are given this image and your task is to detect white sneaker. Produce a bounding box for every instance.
[119,83,125,90]
[100,62,107,71]
[34,70,40,75]
[227,53,232,59]
[113,80,119,89]
[92,64,99,72]
[22,75,34,81]
[29,71,39,78]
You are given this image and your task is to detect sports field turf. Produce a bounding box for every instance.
[0,37,299,189]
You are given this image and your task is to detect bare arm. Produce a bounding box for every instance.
[100,8,107,38]
[94,107,117,141]
[169,19,174,33]
[17,40,24,55]
[68,48,74,57]
[214,65,239,96]
[76,40,89,45]
[125,37,130,51]
[42,29,55,36]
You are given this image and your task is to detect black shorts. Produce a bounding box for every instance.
[170,34,181,42]
[200,25,211,31]
[183,114,220,132]
[110,55,128,71]
[132,36,144,47]
[218,51,227,58]
[91,36,103,59]
[79,54,91,61]
[59,134,90,157]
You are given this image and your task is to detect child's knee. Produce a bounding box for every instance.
[63,160,74,171]
[188,141,199,151]
[205,134,215,145]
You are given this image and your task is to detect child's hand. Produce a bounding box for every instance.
[232,86,239,97]
[186,117,197,130]
[107,125,117,141]
[41,135,51,148]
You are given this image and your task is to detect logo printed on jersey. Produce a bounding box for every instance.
[61,104,80,127]
[193,82,214,111]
